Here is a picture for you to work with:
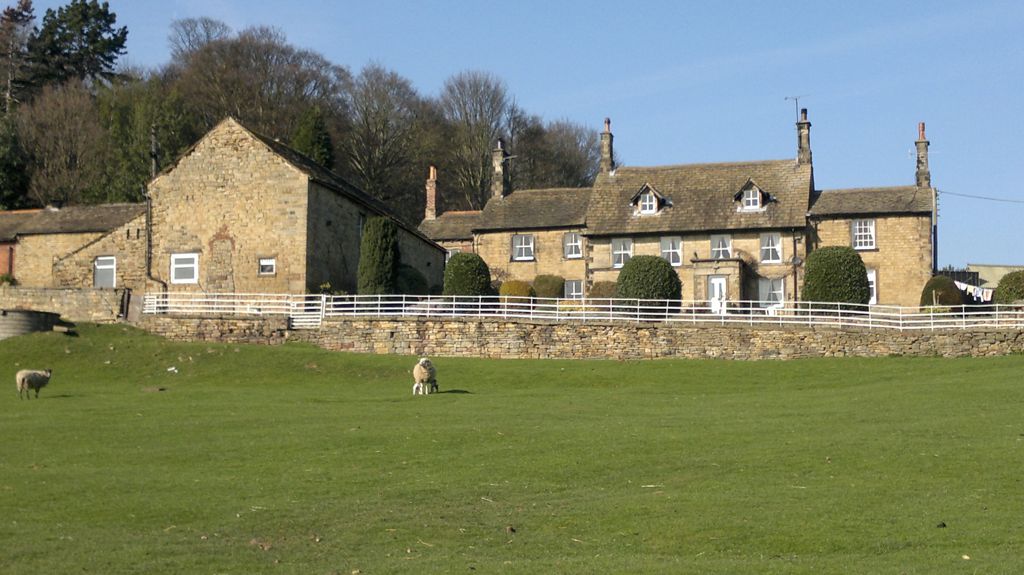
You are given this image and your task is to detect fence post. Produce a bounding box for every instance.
[320,294,327,323]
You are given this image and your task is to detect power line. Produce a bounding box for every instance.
[938,189,1024,204]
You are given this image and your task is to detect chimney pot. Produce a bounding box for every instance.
[800,108,808,121]
[918,122,926,140]
[604,117,611,133]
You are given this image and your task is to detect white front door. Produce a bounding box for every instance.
[708,276,728,314]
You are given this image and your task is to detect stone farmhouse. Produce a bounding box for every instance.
[420,110,937,307]
[0,118,445,300]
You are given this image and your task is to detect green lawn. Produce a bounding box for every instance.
[1,324,1022,574]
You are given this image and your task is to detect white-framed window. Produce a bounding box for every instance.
[660,236,682,266]
[445,248,461,263]
[639,192,657,214]
[866,269,877,305]
[760,233,782,263]
[93,256,116,288]
[611,238,632,268]
[563,232,582,259]
[742,188,761,210]
[852,219,876,250]
[258,257,276,275]
[170,253,199,284]
[512,234,535,261]
[564,279,584,299]
[710,234,732,259]
[759,277,785,307]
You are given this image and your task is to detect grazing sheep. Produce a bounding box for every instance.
[412,358,437,395]
[16,369,52,400]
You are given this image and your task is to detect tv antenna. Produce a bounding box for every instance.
[784,95,809,121]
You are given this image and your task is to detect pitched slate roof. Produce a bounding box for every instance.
[0,204,145,240]
[475,188,591,232]
[808,186,933,217]
[585,160,812,236]
[418,211,482,241]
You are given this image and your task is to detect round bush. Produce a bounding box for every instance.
[994,270,1024,304]
[588,281,617,299]
[616,255,682,300]
[802,246,869,304]
[533,275,565,299]
[442,252,492,296]
[919,275,964,307]
[499,280,535,298]
[395,264,428,295]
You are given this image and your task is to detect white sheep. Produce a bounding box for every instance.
[16,369,52,400]
[412,358,437,395]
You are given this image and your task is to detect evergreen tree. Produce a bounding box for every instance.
[291,105,334,168]
[0,116,28,208]
[357,216,400,295]
[27,0,127,87]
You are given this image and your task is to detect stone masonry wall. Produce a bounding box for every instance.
[137,314,289,345]
[291,317,1022,360]
[15,232,103,287]
[475,228,588,286]
[0,286,126,322]
[813,215,932,307]
[52,214,148,292]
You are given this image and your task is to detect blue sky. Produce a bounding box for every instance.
[36,0,1024,267]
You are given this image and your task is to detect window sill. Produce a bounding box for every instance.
[853,246,878,252]
[511,258,536,262]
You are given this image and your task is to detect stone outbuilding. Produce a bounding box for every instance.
[145,117,445,295]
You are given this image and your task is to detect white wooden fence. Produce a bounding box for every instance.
[142,292,1024,332]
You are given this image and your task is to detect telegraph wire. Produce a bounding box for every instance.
[937,189,1024,205]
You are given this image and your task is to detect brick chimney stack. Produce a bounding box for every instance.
[424,165,438,221]
[915,122,931,188]
[600,117,615,174]
[796,108,812,165]
[491,139,510,200]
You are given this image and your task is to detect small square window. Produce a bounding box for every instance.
[660,236,682,266]
[742,188,761,210]
[564,280,584,299]
[170,253,199,284]
[93,256,116,288]
[563,232,582,259]
[639,192,657,214]
[710,235,732,259]
[611,238,632,268]
[853,219,876,250]
[512,234,535,261]
[258,257,276,275]
[760,233,782,263]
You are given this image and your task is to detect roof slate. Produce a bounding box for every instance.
[418,211,482,241]
[586,160,812,236]
[475,188,591,232]
[808,186,933,217]
[0,204,144,240]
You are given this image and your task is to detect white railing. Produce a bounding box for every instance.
[142,292,1024,332]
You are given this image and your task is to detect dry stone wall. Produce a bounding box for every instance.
[138,314,288,345]
[0,286,125,322]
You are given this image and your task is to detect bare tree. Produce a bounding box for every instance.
[0,0,33,114]
[172,26,350,139]
[343,64,421,207]
[16,80,111,205]
[437,70,509,209]
[168,17,231,60]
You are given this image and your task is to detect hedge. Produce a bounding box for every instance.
[443,253,492,296]
[802,246,869,304]
[616,255,681,300]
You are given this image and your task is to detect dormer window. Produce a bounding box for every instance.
[639,192,657,214]
[742,188,761,210]
[631,184,669,216]
[735,181,768,212]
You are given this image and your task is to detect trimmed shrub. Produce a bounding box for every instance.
[443,252,492,296]
[588,281,618,298]
[357,216,400,295]
[919,275,965,307]
[533,275,565,299]
[616,255,682,300]
[994,270,1024,304]
[802,246,869,304]
[499,280,535,298]
[395,264,428,295]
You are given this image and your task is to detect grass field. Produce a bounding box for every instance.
[1,324,1022,574]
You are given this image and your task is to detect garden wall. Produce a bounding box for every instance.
[138,314,289,345]
[0,286,126,323]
